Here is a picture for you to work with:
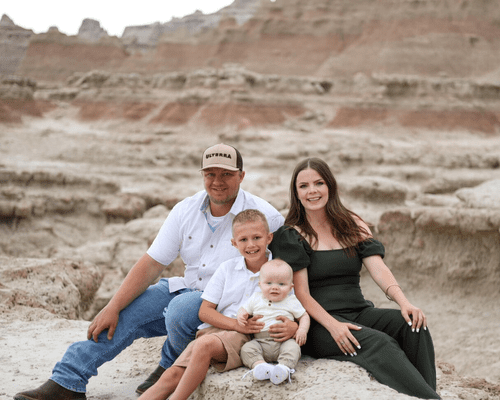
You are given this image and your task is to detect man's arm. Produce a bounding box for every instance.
[87,253,165,342]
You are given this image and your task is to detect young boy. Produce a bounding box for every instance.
[139,209,278,400]
[237,259,310,385]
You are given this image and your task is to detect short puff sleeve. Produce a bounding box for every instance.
[357,238,385,259]
[269,225,312,272]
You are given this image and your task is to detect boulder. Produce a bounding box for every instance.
[455,179,500,209]
[0,257,102,319]
[101,193,147,221]
[341,176,408,204]
[376,207,500,296]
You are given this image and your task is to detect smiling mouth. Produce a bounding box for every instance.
[246,250,259,254]
[307,197,321,201]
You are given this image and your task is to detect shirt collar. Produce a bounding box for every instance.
[235,250,273,272]
[200,188,244,218]
[229,188,245,217]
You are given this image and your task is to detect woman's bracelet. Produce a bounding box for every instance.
[385,284,401,302]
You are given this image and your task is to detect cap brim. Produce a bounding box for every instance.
[200,164,240,171]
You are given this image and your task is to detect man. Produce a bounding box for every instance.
[14,144,294,400]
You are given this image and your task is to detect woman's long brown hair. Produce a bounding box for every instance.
[284,158,370,253]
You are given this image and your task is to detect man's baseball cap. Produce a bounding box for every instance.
[200,143,243,171]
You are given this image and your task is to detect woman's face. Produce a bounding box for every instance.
[295,168,329,212]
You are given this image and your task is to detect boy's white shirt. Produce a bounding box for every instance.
[198,252,272,330]
[240,291,306,331]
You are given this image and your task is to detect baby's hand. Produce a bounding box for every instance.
[236,308,249,326]
[295,328,308,346]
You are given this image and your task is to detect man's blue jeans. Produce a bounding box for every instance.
[50,279,203,393]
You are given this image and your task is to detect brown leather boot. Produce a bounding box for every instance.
[135,365,166,394]
[14,380,86,400]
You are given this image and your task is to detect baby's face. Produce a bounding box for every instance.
[259,266,293,303]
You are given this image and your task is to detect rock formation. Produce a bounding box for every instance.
[6,0,500,81]
[0,257,102,319]
[77,18,110,42]
[0,14,33,75]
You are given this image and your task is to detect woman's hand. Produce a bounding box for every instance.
[269,316,299,342]
[401,303,427,333]
[328,320,362,356]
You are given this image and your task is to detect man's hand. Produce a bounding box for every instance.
[268,316,298,342]
[87,304,120,343]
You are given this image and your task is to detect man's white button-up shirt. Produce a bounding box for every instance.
[147,188,284,292]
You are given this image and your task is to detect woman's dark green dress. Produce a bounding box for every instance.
[269,226,440,399]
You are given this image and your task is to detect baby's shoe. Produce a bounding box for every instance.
[253,362,274,380]
[270,364,294,385]
[242,362,274,381]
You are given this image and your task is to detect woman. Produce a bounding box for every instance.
[269,158,440,399]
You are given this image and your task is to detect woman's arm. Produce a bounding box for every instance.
[293,269,362,356]
[363,255,427,332]
[355,217,427,332]
[198,300,264,334]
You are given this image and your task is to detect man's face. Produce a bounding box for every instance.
[202,167,245,206]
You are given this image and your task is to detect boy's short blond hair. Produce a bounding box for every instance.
[232,209,269,233]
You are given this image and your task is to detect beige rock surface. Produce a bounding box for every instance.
[1,104,500,399]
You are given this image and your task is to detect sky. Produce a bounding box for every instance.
[2,1,236,37]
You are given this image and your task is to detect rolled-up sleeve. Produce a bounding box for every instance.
[147,203,183,266]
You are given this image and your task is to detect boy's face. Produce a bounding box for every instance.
[231,220,272,266]
[259,266,293,303]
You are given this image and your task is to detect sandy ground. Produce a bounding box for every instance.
[2,281,499,400]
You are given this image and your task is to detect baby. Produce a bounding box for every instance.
[237,259,310,385]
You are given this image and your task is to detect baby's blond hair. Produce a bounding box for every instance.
[260,259,293,284]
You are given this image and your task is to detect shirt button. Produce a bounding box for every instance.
[189,236,192,239]
[210,245,214,248]
[202,264,206,267]
[199,278,202,281]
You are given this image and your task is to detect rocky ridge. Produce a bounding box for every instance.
[3,0,500,81]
